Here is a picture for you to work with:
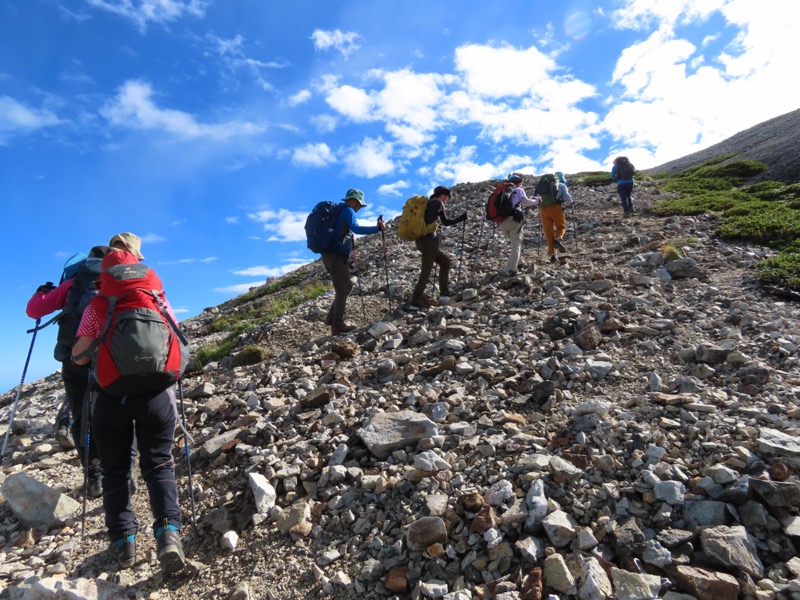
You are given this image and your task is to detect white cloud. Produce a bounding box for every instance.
[0,96,61,138]
[288,90,312,106]
[140,233,167,244]
[225,216,239,224]
[231,262,307,277]
[207,34,289,92]
[377,180,411,197]
[248,208,307,242]
[311,29,361,58]
[87,0,208,32]
[454,44,557,99]
[157,256,217,265]
[292,142,335,168]
[213,281,266,294]
[310,114,337,133]
[325,85,375,121]
[432,145,501,184]
[342,137,395,178]
[101,80,266,140]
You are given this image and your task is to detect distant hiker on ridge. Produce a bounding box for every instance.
[611,156,636,218]
[26,244,112,496]
[401,185,467,309]
[305,189,385,335]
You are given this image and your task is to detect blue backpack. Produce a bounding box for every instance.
[305,201,350,255]
[53,247,110,361]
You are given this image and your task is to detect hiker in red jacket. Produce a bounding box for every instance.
[72,236,186,574]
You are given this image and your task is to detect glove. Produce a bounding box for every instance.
[36,282,56,294]
[459,212,468,223]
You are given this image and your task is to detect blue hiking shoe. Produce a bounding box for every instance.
[155,523,185,574]
[109,532,136,569]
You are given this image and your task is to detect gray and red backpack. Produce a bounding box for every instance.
[89,250,189,395]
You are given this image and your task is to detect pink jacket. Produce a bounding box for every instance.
[26,280,73,319]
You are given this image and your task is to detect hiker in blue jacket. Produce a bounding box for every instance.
[611,156,635,217]
[322,188,385,335]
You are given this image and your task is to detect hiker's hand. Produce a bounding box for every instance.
[36,282,56,294]
[377,218,386,231]
[459,212,467,223]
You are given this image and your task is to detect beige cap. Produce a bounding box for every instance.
[108,232,144,260]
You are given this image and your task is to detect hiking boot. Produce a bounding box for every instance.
[439,289,454,298]
[155,525,186,574]
[517,262,527,270]
[55,424,74,449]
[109,532,136,569]
[88,475,103,498]
[549,254,558,264]
[623,211,632,218]
[553,239,567,252]
[409,297,439,310]
[324,314,333,326]
[331,322,356,335]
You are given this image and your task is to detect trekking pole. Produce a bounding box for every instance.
[350,235,367,321]
[80,371,94,538]
[456,218,466,286]
[177,380,199,535]
[473,215,485,268]
[379,215,391,313]
[570,204,579,250]
[0,318,41,463]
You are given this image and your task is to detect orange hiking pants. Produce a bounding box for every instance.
[540,204,566,256]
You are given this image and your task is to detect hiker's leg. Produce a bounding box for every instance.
[622,182,634,212]
[132,389,181,533]
[617,183,633,213]
[412,238,436,302]
[435,243,451,293]
[62,360,96,465]
[554,207,567,241]
[540,206,557,256]
[499,218,522,271]
[93,392,137,541]
[322,253,353,325]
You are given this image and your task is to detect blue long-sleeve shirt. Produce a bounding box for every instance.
[339,205,380,236]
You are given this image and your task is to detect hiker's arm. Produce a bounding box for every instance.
[439,210,466,226]
[514,187,539,208]
[557,183,573,203]
[71,336,94,365]
[343,207,380,235]
[26,279,72,318]
[71,305,101,365]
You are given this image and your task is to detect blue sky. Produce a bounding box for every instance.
[2,0,799,392]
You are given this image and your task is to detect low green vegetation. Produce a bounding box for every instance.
[231,345,268,367]
[650,156,800,292]
[195,280,330,366]
[232,269,312,306]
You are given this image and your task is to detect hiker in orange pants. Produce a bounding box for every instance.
[539,204,566,262]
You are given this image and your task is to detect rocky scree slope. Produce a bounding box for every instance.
[1,176,800,600]
[647,107,800,184]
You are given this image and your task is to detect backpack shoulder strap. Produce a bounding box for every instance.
[149,291,190,346]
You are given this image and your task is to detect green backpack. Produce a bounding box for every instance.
[534,173,559,207]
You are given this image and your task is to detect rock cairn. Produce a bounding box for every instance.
[1,176,799,600]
